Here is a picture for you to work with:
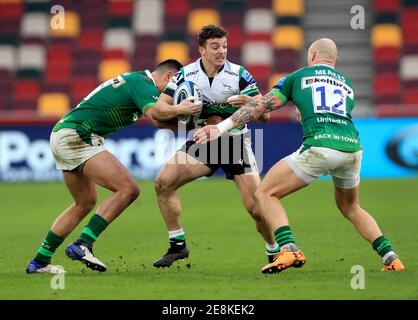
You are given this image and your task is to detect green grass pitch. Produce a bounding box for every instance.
[0,178,417,300]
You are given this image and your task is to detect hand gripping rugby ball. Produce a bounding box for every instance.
[173,80,203,128]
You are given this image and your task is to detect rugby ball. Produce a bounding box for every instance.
[173,80,203,127]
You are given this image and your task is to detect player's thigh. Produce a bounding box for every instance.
[62,171,97,205]
[258,159,308,199]
[82,150,137,192]
[155,151,212,190]
[331,150,362,189]
[334,185,360,212]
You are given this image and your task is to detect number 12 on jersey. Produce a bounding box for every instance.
[314,85,346,116]
[302,76,354,118]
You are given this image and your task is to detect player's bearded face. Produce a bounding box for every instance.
[204,37,227,66]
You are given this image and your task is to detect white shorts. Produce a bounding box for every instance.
[50,128,106,171]
[285,146,363,189]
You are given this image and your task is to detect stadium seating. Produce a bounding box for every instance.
[0,0,304,117]
[371,0,418,115]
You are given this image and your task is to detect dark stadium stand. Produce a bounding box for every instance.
[0,0,417,121]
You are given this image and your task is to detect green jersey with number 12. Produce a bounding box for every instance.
[53,70,159,144]
[271,64,361,152]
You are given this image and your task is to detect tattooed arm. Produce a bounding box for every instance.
[229,92,285,128]
[193,92,287,143]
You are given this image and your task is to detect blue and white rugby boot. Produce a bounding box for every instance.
[26,259,65,274]
[65,241,107,272]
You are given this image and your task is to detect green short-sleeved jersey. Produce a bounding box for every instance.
[53,70,159,144]
[271,65,361,152]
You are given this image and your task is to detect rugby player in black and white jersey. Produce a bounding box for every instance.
[152,25,278,268]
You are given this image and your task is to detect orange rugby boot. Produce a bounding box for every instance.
[381,258,405,272]
[261,245,306,274]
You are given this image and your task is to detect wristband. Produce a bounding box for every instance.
[216,118,234,135]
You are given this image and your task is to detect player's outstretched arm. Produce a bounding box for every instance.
[227,94,270,123]
[144,109,178,130]
[193,92,285,143]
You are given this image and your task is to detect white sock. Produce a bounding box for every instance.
[382,251,397,265]
[168,228,185,239]
[265,243,279,255]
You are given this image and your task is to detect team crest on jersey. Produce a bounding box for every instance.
[221,82,233,94]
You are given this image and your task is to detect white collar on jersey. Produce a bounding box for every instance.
[313,63,335,69]
[145,69,157,86]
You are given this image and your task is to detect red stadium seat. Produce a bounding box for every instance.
[78,29,103,51]
[70,77,98,104]
[403,88,418,105]
[0,2,22,19]
[102,49,128,60]
[165,0,190,17]
[222,25,243,49]
[108,0,133,17]
[0,70,11,110]
[247,33,271,42]
[47,44,73,63]
[12,79,40,110]
[274,48,299,73]
[80,11,106,29]
[373,73,400,100]
[72,51,100,77]
[402,9,418,46]
[45,63,71,85]
[373,46,399,63]
[373,0,400,13]
[13,79,40,101]
[246,65,270,81]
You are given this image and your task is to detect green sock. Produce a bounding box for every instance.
[372,235,393,257]
[78,214,108,246]
[274,225,296,247]
[34,230,64,264]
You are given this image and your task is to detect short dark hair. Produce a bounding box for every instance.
[156,59,183,72]
[198,24,228,47]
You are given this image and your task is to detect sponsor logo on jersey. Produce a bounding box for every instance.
[241,69,255,84]
[225,70,238,76]
[317,117,348,125]
[186,70,199,77]
[302,76,354,98]
[111,75,126,89]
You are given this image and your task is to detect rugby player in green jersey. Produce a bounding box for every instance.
[26,59,187,274]
[195,38,405,273]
